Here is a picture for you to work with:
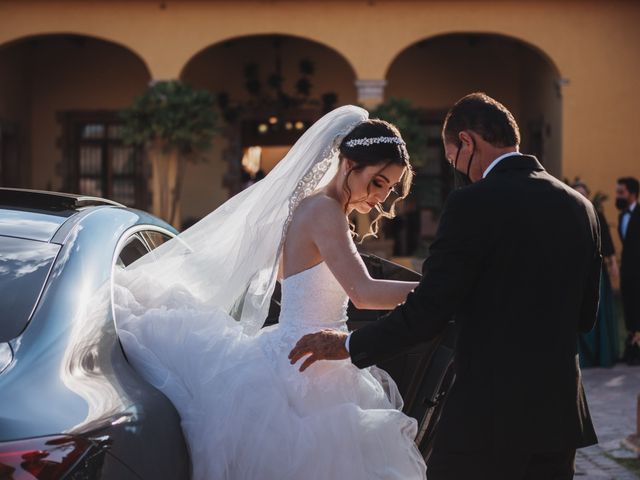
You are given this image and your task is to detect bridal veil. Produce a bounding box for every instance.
[114,105,369,335]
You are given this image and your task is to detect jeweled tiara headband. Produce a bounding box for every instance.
[344,136,406,148]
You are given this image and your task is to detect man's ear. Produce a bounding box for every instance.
[458,130,474,149]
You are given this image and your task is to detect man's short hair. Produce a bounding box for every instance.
[443,92,520,148]
[618,177,640,196]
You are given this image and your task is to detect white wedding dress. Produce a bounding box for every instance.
[116,258,427,479]
[114,105,427,479]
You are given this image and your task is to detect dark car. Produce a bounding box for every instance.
[0,188,455,479]
[0,188,190,479]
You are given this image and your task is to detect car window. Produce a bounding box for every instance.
[141,231,173,250]
[0,236,60,342]
[117,235,149,268]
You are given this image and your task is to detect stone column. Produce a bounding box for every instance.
[355,79,387,109]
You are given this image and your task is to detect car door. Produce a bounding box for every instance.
[111,229,191,480]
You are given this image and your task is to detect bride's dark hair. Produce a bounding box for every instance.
[339,119,413,241]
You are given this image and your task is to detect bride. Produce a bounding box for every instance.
[114,105,428,479]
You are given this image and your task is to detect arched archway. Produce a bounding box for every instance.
[180,33,358,87]
[386,33,562,174]
[0,34,151,205]
[178,34,358,222]
[381,33,561,256]
[383,31,560,80]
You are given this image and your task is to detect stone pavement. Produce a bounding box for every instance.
[576,364,640,479]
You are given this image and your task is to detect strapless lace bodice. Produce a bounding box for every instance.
[279,261,349,334]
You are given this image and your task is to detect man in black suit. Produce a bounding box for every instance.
[616,176,640,365]
[290,93,601,479]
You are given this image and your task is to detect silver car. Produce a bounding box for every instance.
[0,188,455,479]
[0,188,190,479]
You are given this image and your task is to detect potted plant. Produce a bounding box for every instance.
[120,80,219,227]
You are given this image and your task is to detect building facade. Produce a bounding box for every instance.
[1,0,638,254]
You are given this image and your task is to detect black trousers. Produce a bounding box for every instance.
[427,449,576,480]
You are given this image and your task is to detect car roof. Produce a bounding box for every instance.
[0,188,125,242]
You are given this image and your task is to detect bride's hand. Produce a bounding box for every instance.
[289,329,350,372]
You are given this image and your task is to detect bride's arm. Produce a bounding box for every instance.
[308,196,418,310]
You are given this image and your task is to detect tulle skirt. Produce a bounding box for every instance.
[116,287,427,480]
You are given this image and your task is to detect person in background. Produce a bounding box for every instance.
[616,177,640,365]
[573,181,619,366]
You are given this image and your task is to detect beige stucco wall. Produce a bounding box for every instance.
[0,0,638,237]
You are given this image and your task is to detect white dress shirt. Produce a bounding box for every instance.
[621,201,637,240]
[345,151,521,354]
[482,151,520,178]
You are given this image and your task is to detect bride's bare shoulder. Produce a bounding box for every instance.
[299,192,341,209]
[292,193,348,232]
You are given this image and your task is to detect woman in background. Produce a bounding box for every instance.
[573,180,619,367]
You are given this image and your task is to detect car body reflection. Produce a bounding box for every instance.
[0,189,190,479]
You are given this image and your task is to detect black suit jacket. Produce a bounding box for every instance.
[619,205,640,278]
[350,155,600,453]
[619,205,640,331]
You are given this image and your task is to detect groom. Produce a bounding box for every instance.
[289,93,600,479]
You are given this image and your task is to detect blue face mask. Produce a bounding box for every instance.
[452,139,475,189]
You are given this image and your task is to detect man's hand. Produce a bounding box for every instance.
[288,329,350,372]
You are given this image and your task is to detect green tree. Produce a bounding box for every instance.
[120,80,219,227]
